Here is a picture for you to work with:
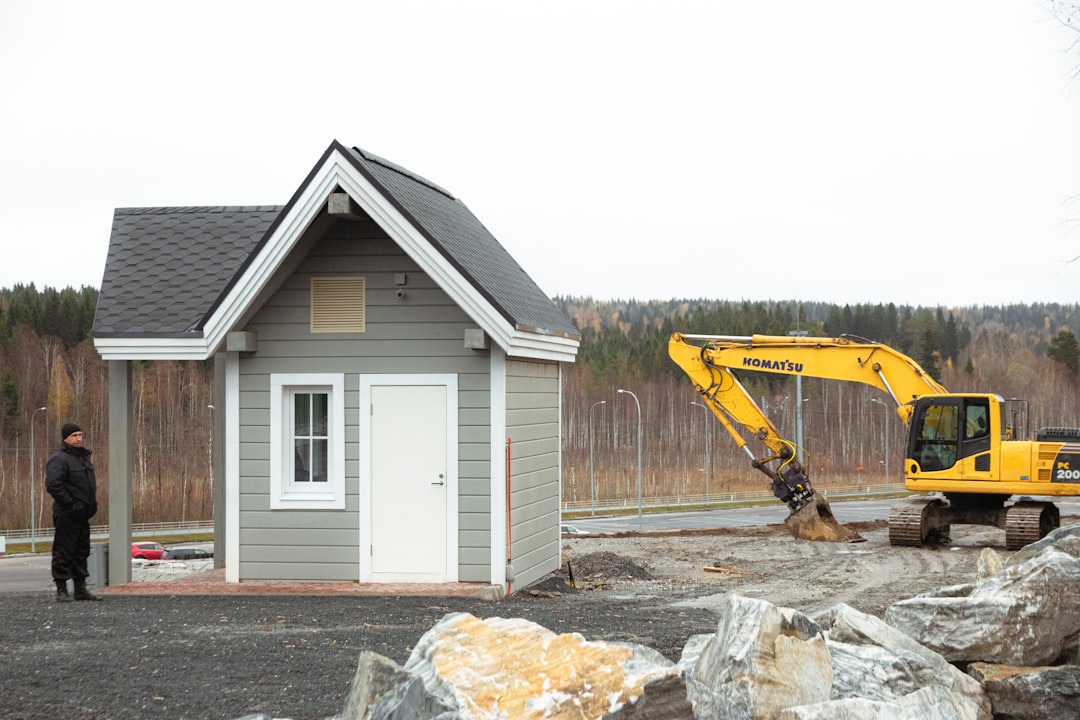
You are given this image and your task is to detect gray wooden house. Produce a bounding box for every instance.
[92,140,580,594]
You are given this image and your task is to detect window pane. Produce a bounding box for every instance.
[312,393,328,437]
[311,438,328,482]
[294,393,311,435]
[294,439,310,482]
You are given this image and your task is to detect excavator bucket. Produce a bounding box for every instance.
[784,491,865,543]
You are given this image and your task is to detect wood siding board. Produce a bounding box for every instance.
[505,408,559,426]
[234,508,360,527]
[240,528,359,545]
[239,563,358,582]
[501,424,558,444]
[510,453,561,477]
[458,496,491,514]
[244,546,359,563]
[458,513,491,531]
[458,529,490,548]
[510,486,559,512]
[457,547,491,566]
[458,461,491,482]
[506,392,559,409]
[506,436,559,459]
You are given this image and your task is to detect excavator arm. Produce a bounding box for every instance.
[671,339,813,511]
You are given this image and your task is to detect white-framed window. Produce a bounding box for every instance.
[270,373,345,509]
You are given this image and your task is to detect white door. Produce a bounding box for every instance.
[360,376,458,582]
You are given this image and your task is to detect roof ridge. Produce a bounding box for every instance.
[350,147,453,199]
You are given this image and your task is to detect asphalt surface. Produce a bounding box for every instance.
[0,587,717,720]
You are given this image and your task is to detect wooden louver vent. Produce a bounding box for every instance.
[310,276,366,333]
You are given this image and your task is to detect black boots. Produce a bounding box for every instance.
[73,579,102,602]
[55,580,73,603]
[56,579,102,602]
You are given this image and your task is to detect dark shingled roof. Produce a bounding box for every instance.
[93,142,579,342]
[94,206,282,336]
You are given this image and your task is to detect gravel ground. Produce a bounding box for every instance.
[3,517,1061,720]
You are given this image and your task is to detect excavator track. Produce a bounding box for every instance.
[888,497,946,547]
[1005,501,1060,550]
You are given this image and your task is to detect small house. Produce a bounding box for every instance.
[92,141,580,594]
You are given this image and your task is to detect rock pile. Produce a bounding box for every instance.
[244,525,1080,719]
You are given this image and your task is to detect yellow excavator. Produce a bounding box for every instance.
[670,332,1073,549]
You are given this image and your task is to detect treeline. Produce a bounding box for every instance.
[3,285,1080,531]
[554,297,1080,385]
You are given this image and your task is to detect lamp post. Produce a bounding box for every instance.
[869,397,889,484]
[589,400,606,517]
[789,330,808,461]
[690,401,711,504]
[617,389,642,528]
[29,406,46,553]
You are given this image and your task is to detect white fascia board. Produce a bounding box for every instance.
[203,159,344,353]
[94,336,211,361]
[506,332,580,363]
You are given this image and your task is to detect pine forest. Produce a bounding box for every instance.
[3,284,1080,531]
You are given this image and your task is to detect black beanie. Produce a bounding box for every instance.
[61,422,82,441]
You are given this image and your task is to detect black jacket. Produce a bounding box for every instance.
[46,443,97,520]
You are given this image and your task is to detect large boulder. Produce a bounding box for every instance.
[817,603,990,719]
[885,545,1080,665]
[966,663,1080,720]
[340,651,455,719]
[391,612,689,719]
[686,594,832,719]
[773,685,984,720]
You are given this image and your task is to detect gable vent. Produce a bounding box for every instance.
[310,276,366,333]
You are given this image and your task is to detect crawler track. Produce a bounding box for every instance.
[1005,502,1060,550]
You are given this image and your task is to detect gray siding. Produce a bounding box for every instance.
[506,359,562,591]
[237,218,492,582]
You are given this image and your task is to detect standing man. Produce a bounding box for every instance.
[45,422,101,602]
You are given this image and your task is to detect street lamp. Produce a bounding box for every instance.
[29,406,46,553]
[589,400,606,517]
[869,397,890,484]
[690,401,711,504]
[789,330,808,461]
[617,389,642,527]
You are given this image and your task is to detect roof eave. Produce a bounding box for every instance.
[94,336,211,361]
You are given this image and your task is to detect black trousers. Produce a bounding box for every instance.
[51,512,90,582]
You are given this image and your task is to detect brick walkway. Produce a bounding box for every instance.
[100,567,500,598]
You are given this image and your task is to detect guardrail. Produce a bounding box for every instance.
[561,483,908,513]
[3,485,907,540]
[1,520,214,545]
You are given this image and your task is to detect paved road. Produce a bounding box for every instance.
[0,542,214,594]
[564,496,1080,534]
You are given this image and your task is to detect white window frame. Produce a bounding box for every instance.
[270,373,345,510]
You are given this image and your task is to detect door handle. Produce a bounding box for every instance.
[432,473,445,486]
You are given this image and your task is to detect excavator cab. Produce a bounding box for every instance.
[907,395,994,474]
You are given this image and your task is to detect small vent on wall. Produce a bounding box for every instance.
[311,276,366,333]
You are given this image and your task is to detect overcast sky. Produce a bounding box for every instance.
[2,1,1079,308]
